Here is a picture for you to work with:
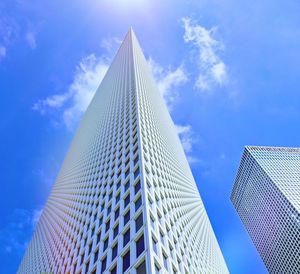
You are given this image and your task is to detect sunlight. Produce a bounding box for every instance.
[93,0,151,12]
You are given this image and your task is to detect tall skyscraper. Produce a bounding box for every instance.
[231,146,300,274]
[18,29,228,274]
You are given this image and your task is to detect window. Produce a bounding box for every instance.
[160,230,165,245]
[117,180,121,189]
[124,180,130,192]
[116,193,120,203]
[97,230,101,244]
[169,244,174,258]
[86,260,90,272]
[123,228,130,247]
[103,238,108,251]
[124,210,130,226]
[94,249,99,263]
[150,214,155,229]
[101,256,107,273]
[136,260,146,274]
[117,169,122,178]
[117,178,122,189]
[136,234,145,257]
[124,194,130,208]
[135,196,142,211]
[134,167,140,179]
[155,263,160,274]
[113,224,119,239]
[105,219,110,232]
[125,157,130,167]
[135,213,143,232]
[122,250,130,272]
[107,205,111,215]
[101,202,105,212]
[112,243,118,260]
[110,265,117,274]
[163,252,168,270]
[134,155,139,166]
[99,216,103,226]
[88,242,92,255]
[125,169,130,178]
[115,207,120,221]
[152,237,157,254]
[134,180,141,194]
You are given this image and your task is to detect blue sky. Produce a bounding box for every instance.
[1,0,300,273]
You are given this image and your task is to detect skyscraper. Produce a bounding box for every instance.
[18,29,228,274]
[231,146,300,274]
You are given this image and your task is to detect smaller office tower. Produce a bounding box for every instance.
[231,146,300,274]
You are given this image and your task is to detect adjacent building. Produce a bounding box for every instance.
[18,28,228,274]
[231,146,300,274]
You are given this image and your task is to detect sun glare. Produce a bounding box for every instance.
[93,0,151,14]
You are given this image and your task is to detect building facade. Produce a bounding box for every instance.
[18,29,228,274]
[231,146,300,274]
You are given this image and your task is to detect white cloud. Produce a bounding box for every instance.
[0,16,19,60]
[0,208,42,254]
[33,54,109,129]
[211,62,227,84]
[32,93,71,114]
[0,17,18,45]
[34,41,186,129]
[175,124,198,163]
[182,17,228,93]
[62,54,109,129]
[175,124,194,152]
[0,45,6,59]
[32,209,42,227]
[100,36,122,52]
[148,57,188,110]
[25,32,36,49]
[147,58,194,161]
